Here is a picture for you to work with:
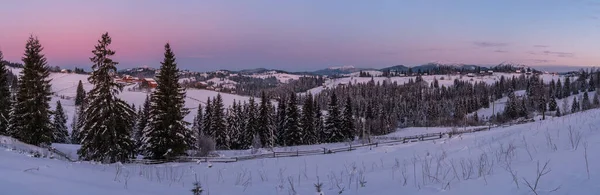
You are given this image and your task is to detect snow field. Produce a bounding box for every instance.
[3,107,600,194]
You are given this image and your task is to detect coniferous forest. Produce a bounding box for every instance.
[1,33,600,162]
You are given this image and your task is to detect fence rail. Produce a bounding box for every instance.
[128,126,496,164]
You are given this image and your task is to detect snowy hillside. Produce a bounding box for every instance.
[248,71,303,83]
[11,68,255,133]
[3,106,600,194]
[306,73,565,95]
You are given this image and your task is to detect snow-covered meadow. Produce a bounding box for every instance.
[2,103,600,194]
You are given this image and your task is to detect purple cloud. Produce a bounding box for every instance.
[473,41,508,47]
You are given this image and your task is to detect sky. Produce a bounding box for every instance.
[1,0,600,72]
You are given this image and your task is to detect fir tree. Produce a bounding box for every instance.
[243,97,259,148]
[142,43,194,159]
[582,91,591,110]
[202,98,213,138]
[284,92,302,145]
[301,93,316,144]
[8,36,53,146]
[78,33,135,163]
[549,97,557,111]
[564,77,571,97]
[555,106,561,117]
[325,91,344,142]
[70,102,85,144]
[341,96,355,141]
[313,100,325,144]
[257,91,274,148]
[52,100,69,143]
[226,103,242,149]
[593,91,600,107]
[135,96,150,150]
[0,51,11,135]
[556,79,563,99]
[276,97,287,146]
[75,80,86,106]
[192,103,203,147]
[211,94,228,149]
[571,97,580,113]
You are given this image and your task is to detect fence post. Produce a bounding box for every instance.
[273,152,276,158]
[296,150,299,156]
[323,148,326,154]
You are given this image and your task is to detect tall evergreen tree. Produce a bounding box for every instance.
[52,100,69,143]
[325,91,344,142]
[549,97,557,112]
[78,33,135,163]
[582,91,591,110]
[276,97,287,146]
[284,92,301,145]
[134,95,150,150]
[313,100,325,143]
[75,80,86,106]
[0,51,11,135]
[226,102,242,149]
[593,91,600,107]
[243,97,259,148]
[202,98,213,138]
[8,36,53,146]
[70,102,85,144]
[341,96,355,141]
[564,77,571,97]
[212,94,228,149]
[192,103,203,145]
[301,93,316,144]
[571,97,580,113]
[142,43,194,159]
[257,91,274,148]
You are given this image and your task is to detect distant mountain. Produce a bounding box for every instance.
[235,68,290,75]
[312,66,375,75]
[379,65,409,72]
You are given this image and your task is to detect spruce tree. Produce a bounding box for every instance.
[549,97,557,111]
[284,92,301,145]
[325,91,344,142]
[141,43,194,159]
[243,97,259,148]
[78,33,135,163]
[564,77,571,97]
[202,98,213,138]
[276,98,287,146]
[258,91,274,148]
[75,80,86,106]
[71,102,85,144]
[192,103,203,144]
[134,95,150,150]
[582,91,591,110]
[313,100,325,144]
[593,92,600,107]
[0,51,10,135]
[226,102,242,149]
[211,94,228,149]
[341,96,355,141]
[52,100,69,143]
[8,36,53,146]
[571,97,579,113]
[301,93,316,144]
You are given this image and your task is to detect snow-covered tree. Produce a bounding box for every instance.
[52,100,69,143]
[257,91,274,148]
[75,80,86,106]
[284,92,302,146]
[301,93,316,144]
[78,33,135,163]
[212,94,228,149]
[582,91,591,110]
[571,97,580,113]
[202,98,213,138]
[341,96,355,141]
[141,43,193,159]
[325,91,344,143]
[8,36,53,146]
[243,97,259,148]
[276,97,287,146]
[313,100,325,144]
[70,102,85,144]
[0,51,11,135]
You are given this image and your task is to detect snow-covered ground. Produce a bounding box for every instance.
[307,73,565,95]
[249,71,304,83]
[3,107,600,194]
[11,69,255,133]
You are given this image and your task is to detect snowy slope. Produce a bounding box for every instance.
[248,71,303,83]
[10,68,254,133]
[4,108,600,194]
[308,73,565,95]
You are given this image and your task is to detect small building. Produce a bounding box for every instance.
[466,73,475,77]
[61,69,69,73]
[143,78,158,88]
